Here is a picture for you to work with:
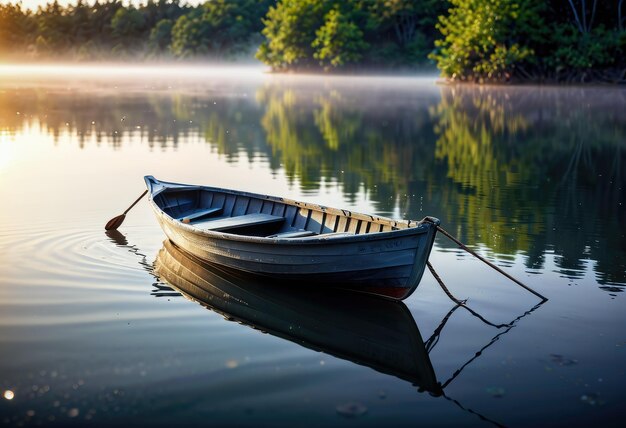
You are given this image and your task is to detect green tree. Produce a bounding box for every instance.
[171,0,273,58]
[430,0,545,80]
[0,3,35,54]
[312,7,369,69]
[149,18,174,52]
[430,0,546,81]
[36,1,73,53]
[170,10,208,57]
[257,0,330,70]
[111,6,146,46]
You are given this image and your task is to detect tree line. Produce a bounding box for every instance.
[1,0,624,81]
[0,0,274,60]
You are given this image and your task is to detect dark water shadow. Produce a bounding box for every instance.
[145,238,546,427]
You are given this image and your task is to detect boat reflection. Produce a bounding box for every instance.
[153,239,442,395]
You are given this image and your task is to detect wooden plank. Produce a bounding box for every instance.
[247,198,263,215]
[320,213,332,234]
[195,213,285,232]
[348,219,360,234]
[199,191,214,208]
[271,203,286,217]
[309,210,325,233]
[292,208,309,230]
[336,216,349,232]
[232,196,250,216]
[305,232,354,239]
[261,200,275,214]
[267,230,317,238]
[180,207,222,223]
[284,205,298,226]
[211,193,226,211]
[222,194,237,216]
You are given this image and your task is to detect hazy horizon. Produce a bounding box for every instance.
[1,0,204,11]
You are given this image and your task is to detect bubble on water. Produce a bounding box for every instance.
[580,393,604,406]
[336,402,367,418]
[486,387,506,398]
[3,390,14,400]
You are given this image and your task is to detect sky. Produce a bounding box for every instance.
[2,0,204,11]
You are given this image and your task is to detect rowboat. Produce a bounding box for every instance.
[145,176,439,300]
[154,239,441,394]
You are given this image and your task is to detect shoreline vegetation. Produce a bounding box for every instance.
[0,0,624,83]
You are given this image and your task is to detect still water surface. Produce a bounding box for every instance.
[0,66,624,427]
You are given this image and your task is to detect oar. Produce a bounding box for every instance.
[105,190,148,230]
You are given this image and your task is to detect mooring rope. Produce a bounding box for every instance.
[435,225,548,302]
[427,262,466,305]
[427,262,513,329]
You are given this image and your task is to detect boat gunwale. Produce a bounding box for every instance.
[145,176,439,245]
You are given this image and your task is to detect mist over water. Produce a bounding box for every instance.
[0,66,624,427]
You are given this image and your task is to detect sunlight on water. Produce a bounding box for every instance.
[0,66,624,427]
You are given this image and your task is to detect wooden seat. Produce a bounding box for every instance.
[194,213,285,232]
[305,232,354,239]
[179,207,222,223]
[267,230,317,239]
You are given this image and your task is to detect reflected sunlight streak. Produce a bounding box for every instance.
[0,135,15,172]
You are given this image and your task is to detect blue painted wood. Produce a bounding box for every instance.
[179,207,222,223]
[144,175,440,300]
[268,230,317,238]
[194,213,285,232]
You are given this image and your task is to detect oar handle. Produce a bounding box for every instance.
[124,190,148,215]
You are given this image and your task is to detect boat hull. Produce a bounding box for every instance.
[146,176,439,300]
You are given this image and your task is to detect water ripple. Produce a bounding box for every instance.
[0,222,156,294]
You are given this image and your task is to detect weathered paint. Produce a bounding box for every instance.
[145,176,440,300]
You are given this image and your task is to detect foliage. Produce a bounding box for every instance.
[0,0,623,80]
[430,0,625,81]
[546,24,623,70]
[0,0,270,61]
[111,6,146,48]
[170,10,208,57]
[171,0,273,58]
[149,19,174,53]
[0,3,35,52]
[312,8,369,69]
[257,0,330,70]
[430,0,545,81]
[258,0,443,70]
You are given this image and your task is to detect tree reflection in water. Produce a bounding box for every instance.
[2,82,624,289]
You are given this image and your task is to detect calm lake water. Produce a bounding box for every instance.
[0,65,624,427]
